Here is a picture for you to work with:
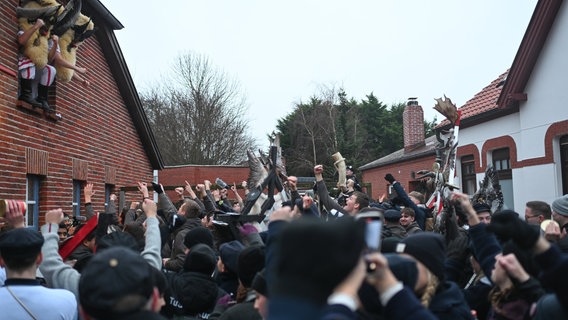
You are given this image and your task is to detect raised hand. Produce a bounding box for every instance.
[46,208,65,225]
[137,182,149,198]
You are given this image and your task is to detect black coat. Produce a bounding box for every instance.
[429,281,474,320]
[163,271,226,319]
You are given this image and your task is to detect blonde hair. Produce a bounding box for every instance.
[420,271,440,308]
[489,286,513,314]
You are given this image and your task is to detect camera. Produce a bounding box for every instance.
[215,178,231,190]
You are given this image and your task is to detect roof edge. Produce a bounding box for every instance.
[497,0,563,107]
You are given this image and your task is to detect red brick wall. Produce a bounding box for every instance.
[159,165,250,199]
[0,1,154,225]
[403,104,425,152]
[361,155,436,201]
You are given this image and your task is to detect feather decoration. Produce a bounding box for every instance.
[472,164,504,213]
[247,149,268,190]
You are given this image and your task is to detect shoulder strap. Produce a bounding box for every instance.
[5,286,38,320]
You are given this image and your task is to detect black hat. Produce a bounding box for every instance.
[79,247,154,319]
[473,203,491,214]
[346,165,354,171]
[237,245,265,287]
[384,209,401,222]
[385,253,418,289]
[381,237,401,253]
[396,233,446,282]
[502,240,540,278]
[273,217,365,305]
[219,240,245,274]
[96,231,139,253]
[183,243,217,275]
[183,226,214,250]
[0,228,43,259]
[251,269,268,297]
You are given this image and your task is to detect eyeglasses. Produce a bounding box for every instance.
[525,214,540,219]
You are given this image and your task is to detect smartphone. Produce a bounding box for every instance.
[366,220,383,272]
[365,218,383,252]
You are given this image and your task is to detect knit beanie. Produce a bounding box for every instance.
[551,194,568,217]
[237,245,265,288]
[251,269,268,297]
[396,233,446,282]
[273,217,365,306]
[385,253,418,288]
[501,240,540,278]
[219,240,245,274]
[183,226,214,249]
[183,243,217,275]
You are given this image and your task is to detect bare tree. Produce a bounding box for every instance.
[141,52,256,165]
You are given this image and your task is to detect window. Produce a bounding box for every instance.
[105,183,115,211]
[561,135,568,195]
[72,180,84,217]
[461,155,476,195]
[492,148,514,209]
[26,175,41,228]
[493,148,511,179]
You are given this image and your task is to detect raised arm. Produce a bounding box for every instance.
[385,173,425,230]
[314,165,344,215]
[83,182,96,220]
[40,208,81,297]
[140,198,162,270]
[18,19,44,46]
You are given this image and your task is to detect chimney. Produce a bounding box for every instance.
[403,97,425,153]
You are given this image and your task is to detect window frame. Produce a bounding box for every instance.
[26,174,41,228]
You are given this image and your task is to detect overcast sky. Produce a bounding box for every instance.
[102,1,536,148]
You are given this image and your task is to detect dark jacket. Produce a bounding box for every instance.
[463,277,492,320]
[67,243,92,262]
[429,281,475,320]
[382,224,407,239]
[391,181,426,230]
[164,218,203,272]
[404,221,422,235]
[534,244,568,312]
[315,180,346,216]
[163,271,225,319]
[218,301,261,320]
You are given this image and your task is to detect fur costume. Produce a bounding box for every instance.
[17,0,61,70]
[56,12,94,82]
[17,0,94,82]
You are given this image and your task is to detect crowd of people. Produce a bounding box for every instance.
[1,165,568,320]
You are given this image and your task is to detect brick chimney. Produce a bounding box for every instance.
[403,98,425,153]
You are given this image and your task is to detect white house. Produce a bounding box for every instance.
[450,0,568,212]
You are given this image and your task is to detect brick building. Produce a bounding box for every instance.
[0,1,163,228]
[359,99,437,201]
[158,165,250,200]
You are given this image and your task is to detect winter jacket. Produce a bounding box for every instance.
[404,221,422,235]
[162,271,225,319]
[428,280,475,320]
[164,218,203,272]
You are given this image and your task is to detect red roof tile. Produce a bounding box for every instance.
[437,70,508,128]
